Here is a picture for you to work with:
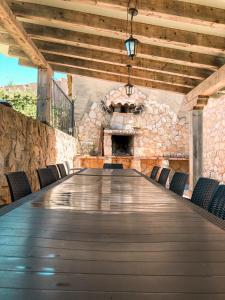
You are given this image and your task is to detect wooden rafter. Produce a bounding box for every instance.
[78,0,225,30]
[19,58,191,94]
[21,23,224,71]
[8,1,225,55]
[8,43,212,80]
[0,0,50,69]
[16,50,198,87]
[185,63,225,109]
[0,31,15,45]
[1,0,225,102]
[44,53,200,88]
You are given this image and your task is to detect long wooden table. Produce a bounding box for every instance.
[1,168,225,299]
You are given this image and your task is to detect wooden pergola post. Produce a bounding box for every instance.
[0,0,53,125]
[189,96,209,191]
[67,74,73,98]
[37,68,53,125]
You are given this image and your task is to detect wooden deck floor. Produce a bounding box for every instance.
[1,169,225,299]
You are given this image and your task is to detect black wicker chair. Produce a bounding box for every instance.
[47,165,61,180]
[191,177,219,210]
[208,185,225,219]
[150,166,160,180]
[57,163,68,178]
[169,172,188,196]
[5,171,32,202]
[158,168,170,186]
[103,163,123,169]
[37,168,56,189]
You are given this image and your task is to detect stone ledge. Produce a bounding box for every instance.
[104,129,136,136]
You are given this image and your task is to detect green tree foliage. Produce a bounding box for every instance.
[0,89,37,119]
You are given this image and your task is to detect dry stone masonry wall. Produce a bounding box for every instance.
[203,95,225,183]
[0,105,77,203]
[78,87,189,157]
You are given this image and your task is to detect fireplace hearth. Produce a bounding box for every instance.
[112,135,134,156]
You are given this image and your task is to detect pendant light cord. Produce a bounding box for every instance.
[128,65,131,85]
[127,0,138,37]
[126,0,131,37]
[131,12,134,36]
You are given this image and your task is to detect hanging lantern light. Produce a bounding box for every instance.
[125,36,139,60]
[125,65,134,97]
[125,7,139,59]
[125,82,134,97]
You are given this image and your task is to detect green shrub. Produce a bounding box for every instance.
[0,89,37,119]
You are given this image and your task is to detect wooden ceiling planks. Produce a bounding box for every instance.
[74,0,225,30]
[0,0,225,100]
[0,0,50,69]
[22,23,224,70]
[8,1,225,55]
[8,43,212,80]
[19,57,192,94]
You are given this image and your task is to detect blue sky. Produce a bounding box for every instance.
[0,54,66,86]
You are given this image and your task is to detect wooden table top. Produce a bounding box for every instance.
[1,168,225,299]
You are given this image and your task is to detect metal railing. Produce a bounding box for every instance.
[51,79,74,135]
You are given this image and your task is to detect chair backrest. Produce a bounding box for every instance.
[158,168,170,186]
[5,171,32,202]
[150,166,160,180]
[169,172,188,196]
[64,161,71,174]
[191,177,219,210]
[103,163,123,169]
[208,185,225,219]
[57,163,67,178]
[37,168,56,189]
[47,165,61,180]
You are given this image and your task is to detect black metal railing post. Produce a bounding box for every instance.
[51,79,74,135]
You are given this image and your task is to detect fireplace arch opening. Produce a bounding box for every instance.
[112,135,134,156]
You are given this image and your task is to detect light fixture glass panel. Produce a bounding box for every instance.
[125,36,138,59]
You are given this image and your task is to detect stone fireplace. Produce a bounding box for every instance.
[104,129,136,156]
[112,135,134,156]
[100,89,189,159]
[77,86,189,174]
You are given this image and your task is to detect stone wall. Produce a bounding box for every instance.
[0,105,77,203]
[73,75,185,122]
[78,86,189,157]
[203,95,225,183]
[77,102,110,155]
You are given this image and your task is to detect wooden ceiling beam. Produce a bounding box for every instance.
[19,58,191,94]
[184,64,225,110]
[0,31,16,45]
[22,23,225,70]
[78,0,225,30]
[193,96,209,110]
[0,0,50,69]
[8,1,225,55]
[43,53,200,88]
[8,42,212,80]
[0,24,7,33]
[13,48,198,87]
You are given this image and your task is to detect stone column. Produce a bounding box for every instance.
[189,96,208,191]
[37,68,52,125]
[104,131,112,156]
